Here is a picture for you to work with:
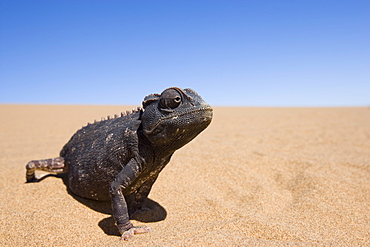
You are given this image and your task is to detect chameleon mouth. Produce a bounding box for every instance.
[144,106,213,134]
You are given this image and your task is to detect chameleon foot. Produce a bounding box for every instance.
[121,226,152,241]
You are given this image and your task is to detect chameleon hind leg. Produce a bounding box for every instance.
[26,157,67,182]
[126,174,159,217]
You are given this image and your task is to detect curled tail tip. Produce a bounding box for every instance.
[25,157,66,182]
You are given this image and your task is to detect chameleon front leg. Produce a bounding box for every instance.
[109,158,152,241]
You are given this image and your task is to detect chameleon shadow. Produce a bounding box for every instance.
[97,197,168,237]
[67,190,168,222]
[69,191,167,236]
[25,173,61,183]
[57,173,167,235]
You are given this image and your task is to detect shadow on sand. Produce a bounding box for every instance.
[26,173,167,236]
[71,194,167,236]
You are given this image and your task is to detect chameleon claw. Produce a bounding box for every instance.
[121,226,152,241]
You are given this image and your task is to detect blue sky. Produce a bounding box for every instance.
[1,0,369,106]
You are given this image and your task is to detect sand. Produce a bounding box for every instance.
[0,105,369,246]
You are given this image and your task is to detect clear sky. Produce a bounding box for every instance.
[1,0,369,106]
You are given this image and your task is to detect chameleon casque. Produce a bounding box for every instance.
[25,87,213,240]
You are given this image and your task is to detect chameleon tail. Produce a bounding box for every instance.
[26,157,67,182]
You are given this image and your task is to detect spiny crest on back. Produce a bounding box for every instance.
[86,106,143,126]
[86,88,165,126]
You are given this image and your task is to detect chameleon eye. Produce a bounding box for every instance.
[160,89,182,109]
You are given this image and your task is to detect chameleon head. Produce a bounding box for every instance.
[141,87,213,150]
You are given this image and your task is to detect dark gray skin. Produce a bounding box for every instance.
[26,87,213,240]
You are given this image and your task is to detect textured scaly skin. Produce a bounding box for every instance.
[26,87,213,240]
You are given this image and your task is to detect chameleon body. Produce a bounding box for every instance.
[26,87,213,240]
